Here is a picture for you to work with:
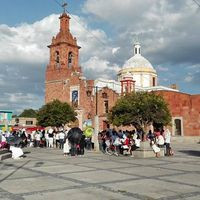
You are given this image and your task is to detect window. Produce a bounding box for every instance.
[68,52,73,68]
[86,90,92,97]
[26,121,33,125]
[153,77,156,86]
[72,90,78,108]
[55,51,60,67]
[104,100,109,113]
[135,48,137,55]
[102,92,108,98]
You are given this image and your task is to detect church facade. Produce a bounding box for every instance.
[45,11,200,137]
[45,11,119,131]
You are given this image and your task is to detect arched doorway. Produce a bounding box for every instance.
[173,117,183,136]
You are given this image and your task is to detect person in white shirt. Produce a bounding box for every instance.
[156,133,165,148]
[130,136,141,157]
[164,128,171,156]
[55,133,60,148]
[10,146,24,159]
[48,129,54,148]
[35,131,41,148]
[63,137,71,156]
[59,131,65,149]
[45,131,49,148]
[150,141,160,157]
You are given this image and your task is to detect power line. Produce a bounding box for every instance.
[53,0,106,47]
[66,10,106,46]
[192,0,200,7]
[53,0,62,7]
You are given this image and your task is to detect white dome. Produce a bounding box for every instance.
[123,54,154,69]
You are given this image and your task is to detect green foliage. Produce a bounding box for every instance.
[37,100,77,127]
[108,92,172,132]
[19,109,37,118]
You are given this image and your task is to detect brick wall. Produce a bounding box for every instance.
[155,91,200,136]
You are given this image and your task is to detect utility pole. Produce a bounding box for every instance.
[94,86,99,151]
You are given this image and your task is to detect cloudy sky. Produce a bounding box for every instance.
[0,0,200,114]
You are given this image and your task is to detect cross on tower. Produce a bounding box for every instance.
[62,2,67,13]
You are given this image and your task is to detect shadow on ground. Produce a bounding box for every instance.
[179,150,200,157]
[34,162,44,167]
[23,151,31,154]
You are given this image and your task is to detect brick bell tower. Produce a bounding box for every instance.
[45,8,96,128]
[45,9,82,104]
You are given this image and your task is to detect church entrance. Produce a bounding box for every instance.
[173,117,183,136]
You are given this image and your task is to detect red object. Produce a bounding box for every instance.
[12,126,44,133]
[124,138,130,145]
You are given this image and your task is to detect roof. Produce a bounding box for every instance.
[123,54,154,70]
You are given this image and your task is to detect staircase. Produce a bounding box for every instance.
[0,149,12,160]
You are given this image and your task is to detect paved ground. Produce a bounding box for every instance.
[0,142,199,200]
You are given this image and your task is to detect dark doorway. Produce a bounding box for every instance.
[174,119,182,136]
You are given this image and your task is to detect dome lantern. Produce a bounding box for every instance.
[134,42,141,56]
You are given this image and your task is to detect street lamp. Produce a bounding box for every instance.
[86,85,103,151]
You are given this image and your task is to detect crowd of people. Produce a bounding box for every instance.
[0,126,173,159]
[98,127,173,157]
[0,127,93,158]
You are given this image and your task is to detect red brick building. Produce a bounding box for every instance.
[45,11,119,131]
[155,91,200,137]
[45,11,200,137]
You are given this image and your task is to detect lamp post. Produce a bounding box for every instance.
[94,86,99,151]
[86,85,100,151]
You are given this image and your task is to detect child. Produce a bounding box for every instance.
[63,138,71,156]
[150,141,160,157]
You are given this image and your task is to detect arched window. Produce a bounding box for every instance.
[104,100,109,113]
[68,52,73,68]
[135,48,137,55]
[55,51,60,67]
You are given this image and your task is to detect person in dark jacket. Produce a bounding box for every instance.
[78,134,85,156]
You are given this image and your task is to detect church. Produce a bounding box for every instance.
[45,10,200,137]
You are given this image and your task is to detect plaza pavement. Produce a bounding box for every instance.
[0,142,199,200]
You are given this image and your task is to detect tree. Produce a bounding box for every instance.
[108,92,171,133]
[19,109,37,118]
[37,99,77,127]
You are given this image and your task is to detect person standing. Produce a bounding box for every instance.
[79,134,85,156]
[45,130,49,148]
[164,128,171,156]
[48,129,54,148]
[59,130,65,150]
[55,132,60,148]
[35,131,41,148]
[63,137,71,156]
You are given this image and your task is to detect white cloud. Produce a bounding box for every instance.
[112,47,120,55]
[0,14,60,64]
[156,66,169,72]
[0,13,114,67]
[184,76,193,82]
[0,12,117,113]
[83,56,120,74]
[0,77,5,86]
[1,0,200,114]
[0,92,43,114]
